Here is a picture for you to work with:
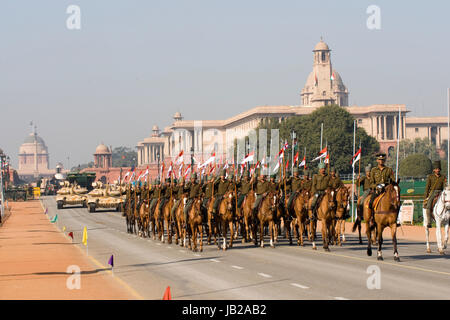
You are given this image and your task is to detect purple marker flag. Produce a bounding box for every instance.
[108,255,114,268]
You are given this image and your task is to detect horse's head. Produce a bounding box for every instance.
[386,183,401,211]
[337,186,350,209]
[223,191,234,211]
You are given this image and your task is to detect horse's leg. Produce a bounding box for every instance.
[322,219,329,251]
[376,224,384,260]
[436,220,444,254]
[311,218,317,250]
[270,221,275,248]
[222,220,228,251]
[392,224,400,262]
[260,220,265,248]
[199,224,203,252]
[366,220,372,256]
[444,223,449,250]
[342,219,346,243]
[425,224,431,253]
[229,220,234,249]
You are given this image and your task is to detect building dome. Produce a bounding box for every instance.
[95,143,111,154]
[152,125,159,131]
[313,39,330,51]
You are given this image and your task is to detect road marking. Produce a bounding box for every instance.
[179,250,185,253]
[231,265,244,270]
[334,297,349,300]
[296,246,450,277]
[210,259,220,263]
[290,283,309,289]
[257,272,272,278]
[193,254,201,257]
[157,243,162,246]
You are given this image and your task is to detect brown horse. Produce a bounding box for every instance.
[293,189,310,246]
[242,192,257,245]
[174,195,187,246]
[206,197,219,245]
[161,198,175,244]
[217,191,236,251]
[257,191,278,248]
[138,200,150,238]
[152,199,163,241]
[187,197,204,252]
[308,188,335,251]
[366,183,401,261]
[333,186,350,246]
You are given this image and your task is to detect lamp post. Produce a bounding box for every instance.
[0,151,6,223]
[157,150,160,182]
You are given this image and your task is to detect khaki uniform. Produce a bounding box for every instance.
[424,174,446,210]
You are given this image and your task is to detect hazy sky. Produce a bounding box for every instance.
[1,0,449,168]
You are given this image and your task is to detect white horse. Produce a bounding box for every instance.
[425,187,450,254]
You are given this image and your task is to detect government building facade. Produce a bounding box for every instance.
[135,39,448,177]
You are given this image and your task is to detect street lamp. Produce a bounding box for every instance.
[0,151,6,223]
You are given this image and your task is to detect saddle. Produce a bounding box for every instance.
[429,191,442,210]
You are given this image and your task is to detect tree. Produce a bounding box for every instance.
[112,147,137,167]
[387,138,441,169]
[258,105,379,175]
[398,154,432,178]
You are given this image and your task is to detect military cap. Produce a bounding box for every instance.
[228,172,234,179]
[330,167,336,173]
[243,171,250,178]
[433,160,441,170]
[220,169,226,177]
[293,167,299,174]
[270,174,277,180]
[207,175,213,181]
[190,173,197,179]
[173,178,178,184]
[155,179,160,184]
[318,163,326,169]
[178,177,185,183]
[165,178,170,183]
[365,164,372,172]
[375,153,386,160]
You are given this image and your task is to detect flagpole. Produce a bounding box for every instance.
[447,88,449,184]
[320,123,323,164]
[396,105,401,182]
[351,120,356,223]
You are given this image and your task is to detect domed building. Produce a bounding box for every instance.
[300,39,349,107]
[94,143,112,169]
[17,126,57,181]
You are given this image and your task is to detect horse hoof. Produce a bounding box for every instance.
[312,247,317,251]
[426,248,431,253]
[367,248,372,256]
[339,243,342,247]
[359,241,363,245]
[324,248,330,252]
[394,256,400,262]
[439,250,445,255]
[377,256,383,261]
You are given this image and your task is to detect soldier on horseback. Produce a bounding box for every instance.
[171,177,185,222]
[357,164,372,218]
[202,175,215,218]
[423,160,447,228]
[367,153,395,227]
[252,172,270,216]
[236,171,253,213]
[149,179,160,215]
[184,173,202,231]
[301,170,312,192]
[212,170,233,216]
[309,162,332,221]
[286,167,303,215]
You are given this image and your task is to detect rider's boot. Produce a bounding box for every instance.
[426,208,432,228]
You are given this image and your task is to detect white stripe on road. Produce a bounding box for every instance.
[257,272,272,278]
[232,265,244,270]
[290,283,309,289]
[210,259,220,263]
[334,297,349,300]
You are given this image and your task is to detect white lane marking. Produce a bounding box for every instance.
[334,297,349,300]
[210,259,220,263]
[257,272,272,278]
[168,246,172,249]
[290,283,309,289]
[179,250,185,253]
[157,243,162,246]
[193,254,201,257]
[231,265,244,270]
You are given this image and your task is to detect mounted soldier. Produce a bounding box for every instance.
[184,173,202,231]
[423,160,447,228]
[308,162,332,221]
[301,169,312,192]
[357,164,372,216]
[149,179,160,215]
[252,171,270,216]
[286,167,303,215]
[212,170,233,216]
[367,153,395,227]
[202,175,215,216]
[236,171,252,214]
[171,177,185,222]
[329,167,344,190]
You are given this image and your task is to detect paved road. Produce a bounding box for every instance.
[42,196,450,300]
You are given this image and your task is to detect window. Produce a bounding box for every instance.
[358,119,363,124]
[321,52,326,62]
[415,128,419,132]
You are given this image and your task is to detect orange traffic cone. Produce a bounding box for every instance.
[162,286,171,300]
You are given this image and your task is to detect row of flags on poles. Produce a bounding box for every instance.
[116,145,363,183]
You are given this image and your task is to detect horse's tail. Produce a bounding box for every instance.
[351,216,361,233]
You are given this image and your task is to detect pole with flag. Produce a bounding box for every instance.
[82,226,88,255]
[351,119,356,223]
[108,254,114,277]
[396,105,401,182]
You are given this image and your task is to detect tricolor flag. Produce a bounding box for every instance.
[160,163,165,178]
[178,163,184,179]
[241,152,255,164]
[324,153,330,164]
[293,151,299,165]
[184,164,192,178]
[351,148,361,168]
[299,156,306,167]
[312,146,327,162]
[175,151,184,165]
[199,153,215,168]
[283,140,289,151]
[330,71,335,81]
[167,161,173,178]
